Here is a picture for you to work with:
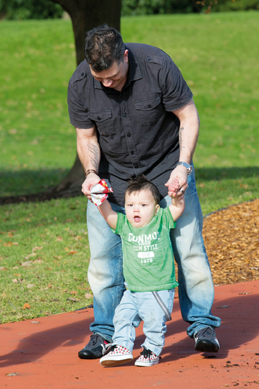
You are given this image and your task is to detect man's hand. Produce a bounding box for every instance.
[165,165,188,199]
[81,172,100,201]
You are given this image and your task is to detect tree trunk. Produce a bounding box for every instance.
[50,0,121,194]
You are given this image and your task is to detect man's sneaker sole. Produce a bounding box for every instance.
[78,350,103,359]
[100,355,133,367]
[195,339,219,352]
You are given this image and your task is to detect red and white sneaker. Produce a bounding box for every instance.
[135,347,159,367]
[100,344,133,367]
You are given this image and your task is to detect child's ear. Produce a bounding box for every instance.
[155,204,160,214]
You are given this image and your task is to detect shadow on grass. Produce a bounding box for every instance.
[0,168,83,204]
[0,166,258,205]
[195,166,259,182]
[0,168,70,195]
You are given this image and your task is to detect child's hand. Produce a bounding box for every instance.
[167,178,180,197]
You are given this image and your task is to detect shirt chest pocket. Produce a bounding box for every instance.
[134,95,164,125]
[88,110,114,137]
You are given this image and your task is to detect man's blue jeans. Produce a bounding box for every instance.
[87,167,221,342]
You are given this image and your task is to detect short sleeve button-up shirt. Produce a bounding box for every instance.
[68,43,193,206]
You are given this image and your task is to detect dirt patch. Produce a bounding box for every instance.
[203,198,259,286]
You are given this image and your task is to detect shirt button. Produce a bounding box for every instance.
[147,56,151,61]
[97,116,101,120]
[131,150,134,154]
[122,113,127,118]
[127,132,131,137]
[148,104,151,108]
[81,72,84,76]
[134,164,138,168]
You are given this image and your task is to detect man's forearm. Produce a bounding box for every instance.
[76,127,101,174]
[179,120,199,164]
[174,99,200,164]
[84,142,100,172]
[167,100,200,194]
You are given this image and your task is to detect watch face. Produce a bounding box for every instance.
[187,166,192,175]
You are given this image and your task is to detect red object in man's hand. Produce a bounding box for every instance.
[91,179,113,206]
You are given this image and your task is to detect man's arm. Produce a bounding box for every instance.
[165,98,200,196]
[76,126,101,200]
[98,200,118,230]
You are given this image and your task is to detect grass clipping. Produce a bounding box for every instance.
[203,198,259,286]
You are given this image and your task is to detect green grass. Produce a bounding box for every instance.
[0,12,259,323]
[0,19,76,191]
[122,12,259,169]
[0,197,91,323]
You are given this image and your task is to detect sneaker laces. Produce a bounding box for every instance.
[104,342,119,353]
[196,327,214,339]
[87,334,105,347]
[140,348,153,359]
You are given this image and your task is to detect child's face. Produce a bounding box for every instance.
[125,189,160,228]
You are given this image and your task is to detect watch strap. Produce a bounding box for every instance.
[176,162,192,175]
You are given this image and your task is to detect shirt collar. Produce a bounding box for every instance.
[93,46,142,92]
[125,46,142,83]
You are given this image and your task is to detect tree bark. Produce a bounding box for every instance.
[50,0,121,194]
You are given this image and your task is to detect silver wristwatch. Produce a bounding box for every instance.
[176,162,192,175]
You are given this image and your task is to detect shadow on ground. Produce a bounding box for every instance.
[1,292,258,368]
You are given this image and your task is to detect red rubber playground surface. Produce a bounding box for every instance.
[1,280,259,389]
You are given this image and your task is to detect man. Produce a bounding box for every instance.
[67,24,221,360]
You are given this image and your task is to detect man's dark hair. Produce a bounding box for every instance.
[125,175,161,205]
[85,24,125,72]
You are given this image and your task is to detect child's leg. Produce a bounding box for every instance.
[113,289,141,352]
[138,289,175,356]
[100,290,141,367]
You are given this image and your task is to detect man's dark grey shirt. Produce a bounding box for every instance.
[68,43,193,206]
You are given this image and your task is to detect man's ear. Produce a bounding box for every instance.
[124,49,129,63]
[155,204,160,215]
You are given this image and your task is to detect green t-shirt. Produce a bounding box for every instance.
[113,207,179,292]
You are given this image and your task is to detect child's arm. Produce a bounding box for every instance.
[169,195,185,222]
[167,178,185,221]
[98,199,118,230]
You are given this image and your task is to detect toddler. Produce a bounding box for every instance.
[92,175,185,367]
